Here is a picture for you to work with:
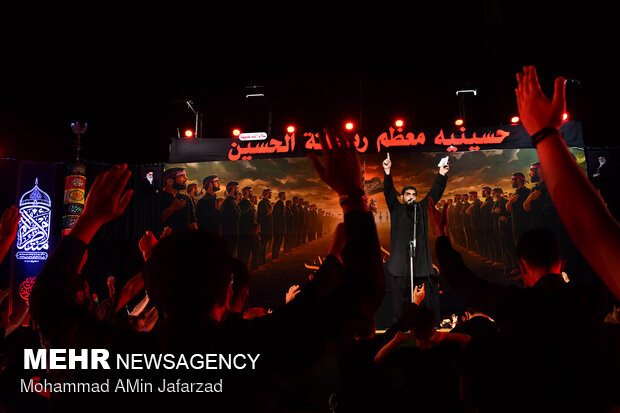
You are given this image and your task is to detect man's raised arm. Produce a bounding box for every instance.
[424,162,450,206]
[382,153,399,210]
[516,65,620,300]
[29,164,134,336]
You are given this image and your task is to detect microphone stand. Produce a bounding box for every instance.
[408,201,434,303]
[409,202,417,303]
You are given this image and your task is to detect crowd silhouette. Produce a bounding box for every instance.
[0,66,618,412]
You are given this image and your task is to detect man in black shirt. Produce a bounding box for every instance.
[195,174,221,235]
[284,199,293,253]
[465,191,483,254]
[291,196,300,247]
[159,167,197,231]
[29,133,385,411]
[429,201,612,411]
[256,189,273,265]
[506,172,531,245]
[272,191,286,259]
[479,186,494,261]
[382,153,448,324]
[238,186,256,266]
[220,181,241,257]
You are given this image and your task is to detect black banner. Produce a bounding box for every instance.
[169,121,584,163]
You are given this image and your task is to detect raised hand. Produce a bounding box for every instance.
[308,128,363,197]
[0,206,20,243]
[138,230,159,261]
[82,164,134,225]
[439,162,449,176]
[70,164,134,244]
[515,65,566,136]
[160,226,173,239]
[285,285,300,304]
[107,276,116,297]
[413,284,425,305]
[382,153,392,175]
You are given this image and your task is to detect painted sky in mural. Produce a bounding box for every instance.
[167,147,586,218]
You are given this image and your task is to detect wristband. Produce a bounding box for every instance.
[339,189,367,206]
[531,127,560,147]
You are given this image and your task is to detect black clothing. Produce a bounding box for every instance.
[295,204,304,246]
[257,199,272,237]
[479,196,494,258]
[461,200,472,250]
[195,192,221,235]
[159,191,196,231]
[136,178,159,234]
[492,197,515,267]
[468,198,483,253]
[382,341,464,411]
[256,198,272,265]
[272,199,286,258]
[139,177,158,196]
[383,172,446,322]
[291,203,300,247]
[510,186,531,246]
[450,315,498,339]
[28,210,384,412]
[220,196,241,257]
[284,205,294,253]
[435,235,612,411]
[237,198,256,266]
[383,173,447,279]
[301,205,309,244]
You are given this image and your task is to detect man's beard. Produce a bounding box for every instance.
[531,174,540,183]
[173,182,187,190]
[405,199,418,208]
[511,182,519,189]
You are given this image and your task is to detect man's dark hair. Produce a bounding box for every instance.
[203,174,218,187]
[407,305,436,340]
[401,186,417,196]
[143,230,235,323]
[163,167,184,182]
[226,181,239,193]
[516,228,561,269]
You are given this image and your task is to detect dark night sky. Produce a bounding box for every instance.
[1,3,616,165]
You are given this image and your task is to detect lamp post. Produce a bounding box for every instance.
[456,89,477,125]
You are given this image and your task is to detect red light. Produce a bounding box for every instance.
[395,119,404,128]
[232,128,241,137]
[184,129,194,138]
[345,122,354,131]
[562,113,569,121]
[455,119,464,126]
[511,116,520,124]
[286,125,295,134]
